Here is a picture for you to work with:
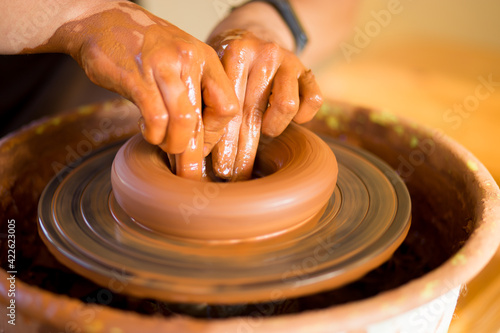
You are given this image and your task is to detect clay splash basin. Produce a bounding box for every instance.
[1,99,499,332]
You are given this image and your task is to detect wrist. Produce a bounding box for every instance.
[208,1,294,52]
[21,0,122,55]
[245,0,308,55]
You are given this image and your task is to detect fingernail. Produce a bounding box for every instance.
[203,144,211,157]
[138,117,146,134]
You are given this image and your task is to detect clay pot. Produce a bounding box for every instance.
[1,99,499,332]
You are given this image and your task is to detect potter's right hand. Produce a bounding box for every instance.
[25,1,239,179]
[207,30,323,181]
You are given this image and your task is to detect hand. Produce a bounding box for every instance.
[62,2,239,179]
[207,29,323,181]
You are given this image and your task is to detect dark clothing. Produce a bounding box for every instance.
[0,53,118,137]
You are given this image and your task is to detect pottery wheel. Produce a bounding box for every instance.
[38,135,411,304]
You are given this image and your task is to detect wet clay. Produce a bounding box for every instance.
[24,1,240,181]
[207,29,324,181]
[22,1,324,182]
[39,133,409,304]
[111,123,338,240]
[2,100,500,331]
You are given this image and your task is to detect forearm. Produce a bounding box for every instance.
[208,0,359,66]
[0,0,118,54]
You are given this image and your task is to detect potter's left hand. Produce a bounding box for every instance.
[207,29,323,181]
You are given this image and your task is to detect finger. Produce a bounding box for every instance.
[231,60,279,181]
[201,51,240,156]
[167,73,205,181]
[209,50,249,179]
[155,70,198,154]
[231,110,263,181]
[211,117,241,179]
[173,118,204,180]
[261,63,300,137]
[131,84,169,145]
[293,69,324,124]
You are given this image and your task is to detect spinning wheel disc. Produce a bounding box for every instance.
[38,136,411,304]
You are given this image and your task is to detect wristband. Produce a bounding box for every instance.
[246,0,308,55]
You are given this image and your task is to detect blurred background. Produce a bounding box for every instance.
[137,1,500,331]
[1,0,498,331]
[138,0,500,182]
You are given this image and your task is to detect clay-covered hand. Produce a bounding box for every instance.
[58,2,239,179]
[207,30,323,181]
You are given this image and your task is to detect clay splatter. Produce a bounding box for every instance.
[326,116,339,130]
[50,117,62,126]
[110,328,125,333]
[78,105,95,115]
[409,136,419,148]
[421,280,439,299]
[35,125,46,135]
[369,111,398,126]
[393,124,404,136]
[466,160,479,172]
[451,253,467,266]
